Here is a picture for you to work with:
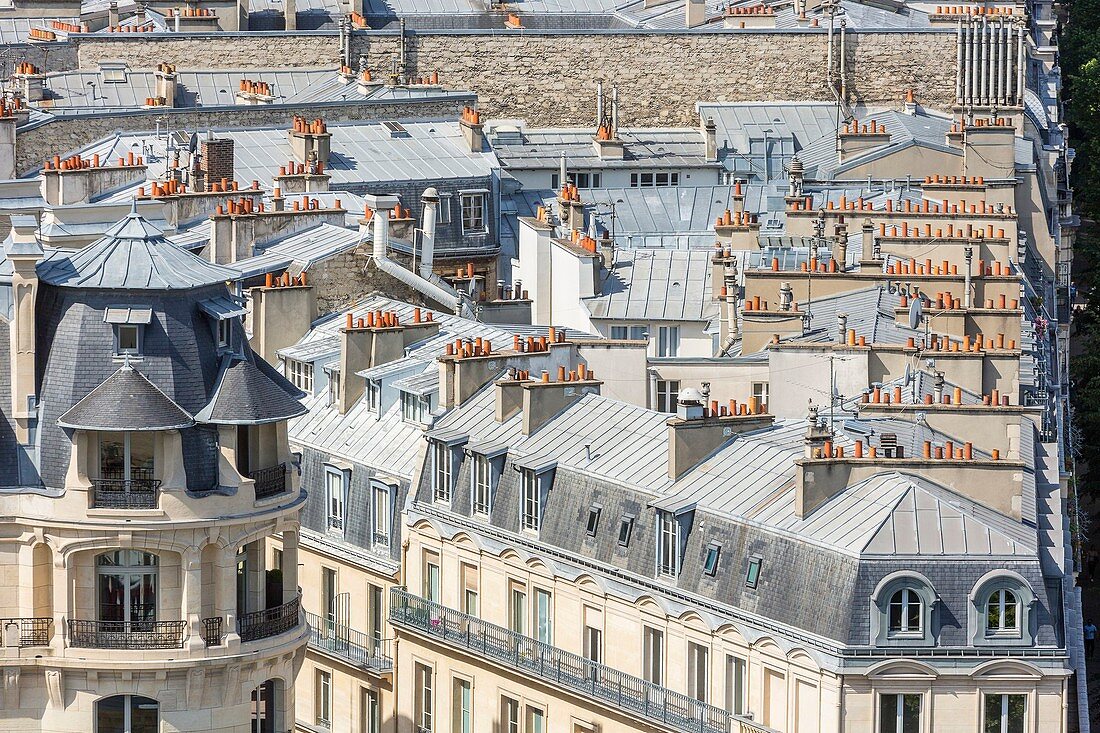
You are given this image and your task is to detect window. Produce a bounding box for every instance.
[324,467,347,532]
[612,324,647,340]
[452,678,472,733]
[630,325,648,341]
[316,670,332,728]
[99,62,128,83]
[703,542,722,576]
[610,325,628,339]
[217,317,232,349]
[95,695,158,733]
[879,693,921,733]
[115,324,142,355]
[366,379,381,412]
[618,515,635,546]
[286,359,313,392]
[509,580,527,635]
[272,548,283,571]
[986,589,1019,634]
[687,641,709,702]
[415,663,434,733]
[526,706,545,733]
[501,696,520,733]
[369,584,384,655]
[643,626,664,685]
[362,689,380,733]
[461,562,479,616]
[752,381,769,409]
[97,431,154,483]
[402,390,432,423]
[724,655,747,716]
[656,326,680,357]
[888,589,922,634]
[96,550,158,628]
[432,441,454,502]
[583,607,603,665]
[328,371,341,407]
[322,567,338,632]
[745,556,762,588]
[472,454,492,516]
[574,171,602,188]
[461,193,487,234]
[372,483,391,546]
[534,588,553,644]
[656,379,680,413]
[983,693,1026,733]
[657,511,680,578]
[630,171,679,188]
[521,469,540,532]
[438,194,453,225]
[423,550,441,604]
[585,505,602,536]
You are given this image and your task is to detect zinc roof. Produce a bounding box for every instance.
[583,248,718,323]
[494,127,711,170]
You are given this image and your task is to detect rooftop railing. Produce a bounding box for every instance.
[250,463,288,500]
[1,617,51,647]
[90,476,159,509]
[67,619,186,649]
[237,596,301,643]
[389,588,776,733]
[305,611,393,673]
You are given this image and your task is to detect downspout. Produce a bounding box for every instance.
[838,20,847,103]
[956,21,965,106]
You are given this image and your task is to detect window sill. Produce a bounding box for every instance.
[87,508,165,518]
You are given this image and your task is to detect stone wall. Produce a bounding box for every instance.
[68,29,959,127]
[14,98,469,175]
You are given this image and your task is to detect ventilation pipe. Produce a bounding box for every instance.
[419,187,439,278]
[964,246,973,308]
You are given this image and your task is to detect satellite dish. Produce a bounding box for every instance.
[908,297,924,330]
[188,132,199,155]
[903,363,913,386]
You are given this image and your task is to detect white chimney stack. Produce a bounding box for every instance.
[363,193,402,260]
[420,187,439,277]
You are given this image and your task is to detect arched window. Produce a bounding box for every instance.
[888,588,922,634]
[96,694,158,733]
[986,589,1020,634]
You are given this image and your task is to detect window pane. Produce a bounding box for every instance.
[1004,595,1017,630]
[902,695,921,733]
[984,694,1002,733]
[1007,695,1025,733]
[879,694,898,733]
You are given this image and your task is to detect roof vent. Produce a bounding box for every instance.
[383,121,409,138]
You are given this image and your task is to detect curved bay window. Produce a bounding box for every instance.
[95,432,157,508]
[96,694,159,733]
[97,550,158,630]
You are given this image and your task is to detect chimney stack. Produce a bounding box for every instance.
[199,136,235,192]
[288,116,332,168]
[459,106,485,153]
[364,193,402,259]
[249,273,316,366]
[153,63,178,107]
[6,222,42,442]
[685,0,707,27]
[667,387,773,479]
[703,116,717,162]
[419,187,439,278]
[836,312,848,343]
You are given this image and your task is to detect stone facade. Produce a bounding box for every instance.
[66,30,958,127]
[14,99,469,175]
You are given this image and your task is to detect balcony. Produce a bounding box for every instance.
[202,616,223,647]
[250,463,288,500]
[305,611,393,673]
[67,619,186,649]
[1,617,52,647]
[389,588,777,733]
[90,477,159,509]
[237,596,301,643]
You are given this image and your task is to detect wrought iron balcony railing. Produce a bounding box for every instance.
[305,611,392,673]
[249,463,288,500]
[389,588,776,733]
[1,617,52,647]
[237,596,301,643]
[90,477,160,509]
[202,616,223,646]
[67,619,186,649]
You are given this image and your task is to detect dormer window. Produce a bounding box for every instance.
[970,573,1034,646]
[286,359,314,393]
[657,511,680,578]
[199,296,246,354]
[467,443,506,517]
[431,440,455,502]
[401,390,432,424]
[871,573,938,647]
[105,306,152,358]
[515,457,555,534]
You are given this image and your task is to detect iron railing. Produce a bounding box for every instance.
[90,477,160,509]
[249,463,287,500]
[1,617,52,646]
[389,588,776,733]
[237,596,301,643]
[305,611,392,672]
[202,616,223,647]
[67,619,186,649]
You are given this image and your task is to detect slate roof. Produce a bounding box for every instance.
[56,363,194,431]
[583,248,718,323]
[194,354,307,425]
[36,208,235,290]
